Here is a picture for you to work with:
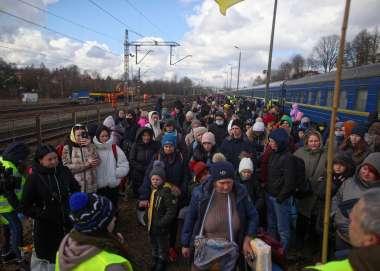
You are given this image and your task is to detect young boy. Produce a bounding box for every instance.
[146,160,178,271]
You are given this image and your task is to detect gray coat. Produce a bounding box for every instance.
[294,133,327,218]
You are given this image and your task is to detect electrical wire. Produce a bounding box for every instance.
[87,0,144,38]
[15,0,123,43]
[0,9,122,57]
[122,0,169,37]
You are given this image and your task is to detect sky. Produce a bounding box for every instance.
[0,0,379,88]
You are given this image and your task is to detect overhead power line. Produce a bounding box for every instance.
[0,9,122,57]
[122,0,169,37]
[87,0,144,38]
[15,0,122,43]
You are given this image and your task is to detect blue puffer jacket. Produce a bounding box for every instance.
[139,150,189,201]
[181,178,259,249]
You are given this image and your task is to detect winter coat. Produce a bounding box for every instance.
[103,116,124,146]
[139,150,189,202]
[93,137,129,189]
[208,122,228,147]
[191,144,218,164]
[332,171,380,242]
[175,110,185,131]
[122,120,139,149]
[21,163,80,263]
[129,127,160,185]
[137,117,148,127]
[294,132,327,218]
[181,179,258,249]
[265,147,297,203]
[147,184,178,235]
[238,176,265,212]
[220,135,255,170]
[62,143,98,193]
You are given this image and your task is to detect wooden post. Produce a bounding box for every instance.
[36,115,42,146]
[322,0,351,263]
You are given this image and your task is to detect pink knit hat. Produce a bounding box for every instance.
[202,132,216,146]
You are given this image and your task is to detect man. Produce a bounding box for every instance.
[305,188,380,270]
[220,119,254,170]
[208,111,228,147]
[0,142,29,263]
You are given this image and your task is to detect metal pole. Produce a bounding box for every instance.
[124,29,129,106]
[264,0,278,104]
[229,65,232,89]
[322,0,351,263]
[237,49,241,91]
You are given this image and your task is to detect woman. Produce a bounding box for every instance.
[294,130,327,252]
[332,152,380,254]
[181,161,258,271]
[340,125,370,166]
[146,111,162,141]
[191,132,218,165]
[56,192,133,271]
[93,125,129,208]
[129,127,160,197]
[184,119,202,146]
[62,124,99,193]
[21,145,80,269]
[103,116,124,146]
[188,127,208,163]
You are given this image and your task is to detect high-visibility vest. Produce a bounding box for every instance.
[305,259,353,271]
[0,215,9,225]
[0,157,26,213]
[55,250,133,271]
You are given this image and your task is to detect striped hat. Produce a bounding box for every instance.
[69,192,115,233]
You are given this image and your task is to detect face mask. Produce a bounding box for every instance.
[215,120,224,126]
[240,175,250,181]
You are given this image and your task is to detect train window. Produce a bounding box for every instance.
[308,91,313,104]
[326,90,333,106]
[315,90,321,105]
[339,90,347,109]
[355,88,367,111]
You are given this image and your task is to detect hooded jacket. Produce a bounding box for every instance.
[21,161,80,263]
[145,111,162,140]
[220,135,255,170]
[93,137,129,189]
[62,126,99,193]
[294,131,327,218]
[103,116,124,146]
[332,152,380,242]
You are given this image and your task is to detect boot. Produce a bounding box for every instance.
[155,259,166,271]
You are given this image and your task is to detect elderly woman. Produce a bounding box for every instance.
[181,161,258,271]
[294,130,327,251]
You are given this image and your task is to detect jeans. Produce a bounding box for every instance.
[2,211,22,258]
[266,194,292,251]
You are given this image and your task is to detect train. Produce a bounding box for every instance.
[237,63,380,123]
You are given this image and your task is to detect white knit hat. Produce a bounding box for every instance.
[255,117,263,123]
[252,122,265,132]
[239,158,253,173]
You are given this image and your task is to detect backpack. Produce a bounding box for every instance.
[292,155,312,199]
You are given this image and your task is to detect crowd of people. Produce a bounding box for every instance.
[0,95,379,271]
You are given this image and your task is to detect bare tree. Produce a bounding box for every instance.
[291,54,305,74]
[312,35,339,72]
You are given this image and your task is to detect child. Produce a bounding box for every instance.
[188,161,210,198]
[145,161,178,271]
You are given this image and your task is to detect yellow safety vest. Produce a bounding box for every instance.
[55,250,133,271]
[0,157,26,213]
[305,259,353,271]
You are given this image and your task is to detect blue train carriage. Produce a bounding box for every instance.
[239,63,380,123]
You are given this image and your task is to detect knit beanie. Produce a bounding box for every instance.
[351,125,367,138]
[230,119,243,130]
[202,132,216,146]
[186,111,194,119]
[212,152,226,163]
[69,192,115,233]
[252,122,265,132]
[193,161,208,180]
[210,161,235,182]
[193,127,208,139]
[239,158,253,173]
[161,132,177,147]
[255,117,263,123]
[269,128,289,151]
[2,142,30,166]
[301,116,311,125]
[164,118,176,128]
[34,145,56,162]
[215,111,224,118]
[149,160,166,181]
[335,122,344,129]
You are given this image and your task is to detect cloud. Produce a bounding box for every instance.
[0,0,378,86]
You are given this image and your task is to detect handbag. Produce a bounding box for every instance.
[194,189,239,271]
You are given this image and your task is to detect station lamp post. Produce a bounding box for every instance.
[234,46,241,91]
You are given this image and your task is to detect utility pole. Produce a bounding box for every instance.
[235,46,241,91]
[229,65,233,90]
[264,0,278,104]
[124,29,129,105]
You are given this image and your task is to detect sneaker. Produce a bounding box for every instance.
[168,247,178,262]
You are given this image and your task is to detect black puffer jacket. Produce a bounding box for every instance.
[208,122,228,147]
[129,128,160,185]
[21,162,80,263]
[192,144,218,164]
